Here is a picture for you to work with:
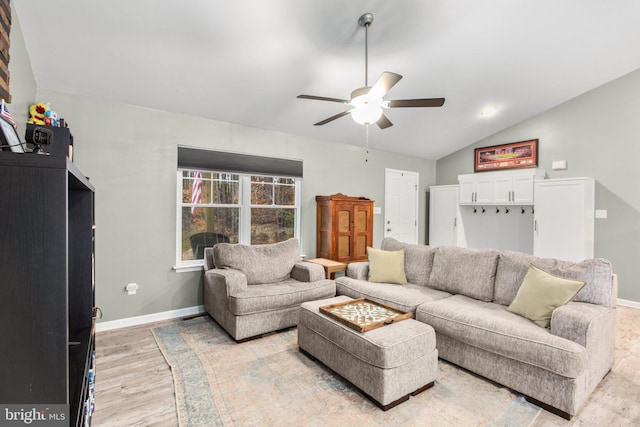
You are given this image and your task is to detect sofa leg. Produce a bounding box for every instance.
[524,395,572,420]
[411,381,434,396]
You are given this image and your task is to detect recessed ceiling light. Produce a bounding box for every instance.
[480,106,498,118]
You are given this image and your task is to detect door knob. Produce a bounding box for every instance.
[386,228,392,232]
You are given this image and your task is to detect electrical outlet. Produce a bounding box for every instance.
[125,283,139,295]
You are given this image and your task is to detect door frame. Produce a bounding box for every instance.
[384,168,419,243]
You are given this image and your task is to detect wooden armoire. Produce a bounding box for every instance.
[316,194,374,263]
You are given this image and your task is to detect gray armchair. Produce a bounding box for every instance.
[203,238,336,341]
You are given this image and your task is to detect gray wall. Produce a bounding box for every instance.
[437,69,640,303]
[35,89,435,322]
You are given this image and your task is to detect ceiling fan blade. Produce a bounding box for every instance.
[314,110,351,126]
[387,98,445,108]
[297,94,349,104]
[369,72,403,98]
[376,113,393,129]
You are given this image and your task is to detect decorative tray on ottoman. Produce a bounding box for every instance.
[319,298,412,333]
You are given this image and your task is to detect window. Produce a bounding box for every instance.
[249,176,297,244]
[176,169,301,268]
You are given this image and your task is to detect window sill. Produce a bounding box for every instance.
[173,263,204,273]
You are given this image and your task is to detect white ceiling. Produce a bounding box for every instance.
[13,0,640,160]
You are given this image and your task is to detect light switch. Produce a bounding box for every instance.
[373,207,382,214]
[595,210,608,219]
[551,160,567,170]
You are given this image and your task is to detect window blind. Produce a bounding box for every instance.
[177,146,303,178]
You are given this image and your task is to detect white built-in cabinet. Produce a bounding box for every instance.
[429,185,464,247]
[459,174,493,204]
[429,172,596,261]
[533,178,595,261]
[459,169,545,205]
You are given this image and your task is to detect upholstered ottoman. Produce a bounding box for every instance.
[298,296,438,410]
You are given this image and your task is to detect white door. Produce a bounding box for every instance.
[429,185,461,247]
[385,169,418,244]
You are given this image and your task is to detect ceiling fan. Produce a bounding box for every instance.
[297,13,445,130]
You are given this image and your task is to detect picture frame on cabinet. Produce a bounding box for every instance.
[0,114,25,153]
[474,139,538,172]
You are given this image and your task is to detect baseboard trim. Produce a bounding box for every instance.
[96,305,206,332]
[617,299,640,310]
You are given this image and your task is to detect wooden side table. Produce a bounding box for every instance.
[306,258,347,279]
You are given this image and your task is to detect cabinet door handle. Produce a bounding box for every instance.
[454,217,457,227]
[534,220,538,232]
[508,191,511,202]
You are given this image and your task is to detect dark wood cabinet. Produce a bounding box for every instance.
[0,136,95,426]
[316,194,374,263]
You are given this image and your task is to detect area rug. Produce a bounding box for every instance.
[152,316,541,427]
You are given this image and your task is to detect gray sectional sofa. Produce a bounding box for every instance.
[336,237,617,419]
[203,238,335,341]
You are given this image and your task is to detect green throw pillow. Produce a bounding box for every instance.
[508,264,586,328]
[367,247,407,285]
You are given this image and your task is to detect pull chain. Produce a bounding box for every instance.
[365,124,369,163]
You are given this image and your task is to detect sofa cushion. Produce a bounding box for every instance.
[336,276,451,314]
[507,264,586,328]
[213,238,300,285]
[228,278,335,315]
[416,295,587,378]
[428,246,499,302]
[494,251,615,307]
[367,247,407,285]
[381,237,435,286]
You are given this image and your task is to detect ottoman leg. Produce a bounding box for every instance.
[412,381,435,396]
[299,347,317,361]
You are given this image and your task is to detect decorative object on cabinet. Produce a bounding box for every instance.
[0,112,25,152]
[533,178,595,262]
[458,168,545,205]
[474,139,538,172]
[316,193,373,263]
[0,136,96,426]
[25,125,54,154]
[26,123,74,159]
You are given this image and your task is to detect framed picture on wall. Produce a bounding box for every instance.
[474,139,538,172]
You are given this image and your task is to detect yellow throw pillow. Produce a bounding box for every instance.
[508,264,586,328]
[367,247,407,285]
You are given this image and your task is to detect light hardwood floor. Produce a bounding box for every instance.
[92,319,181,427]
[92,307,640,426]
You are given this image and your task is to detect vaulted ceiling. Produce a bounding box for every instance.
[13,0,640,159]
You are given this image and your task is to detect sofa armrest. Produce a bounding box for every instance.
[551,301,616,387]
[346,262,369,280]
[204,268,248,296]
[291,261,326,282]
[551,302,614,347]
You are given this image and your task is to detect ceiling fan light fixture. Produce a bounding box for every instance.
[351,104,383,125]
[296,13,445,129]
